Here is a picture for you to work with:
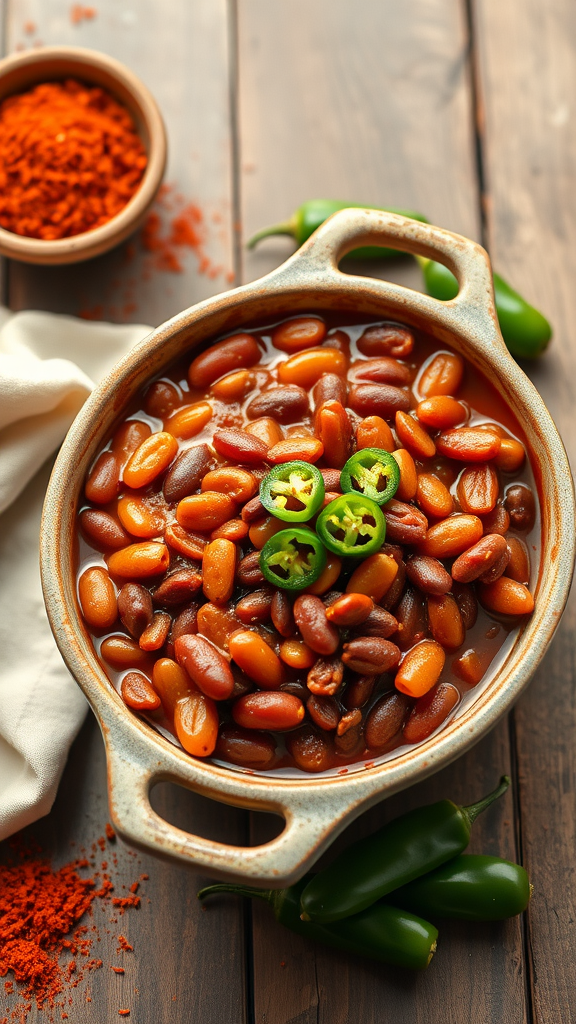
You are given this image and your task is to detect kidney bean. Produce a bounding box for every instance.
[152,569,202,606]
[293,595,339,655]
[170,601,200,644]
[229,631,284,690]
[85,450,121,504]
[307,694,340,731]
[267,436,324,464]
[313,400,351,469]
[357,324,414,358]
[123,432,178,489]
[286,726,332,772]
[202,539,237,605]
[139,611,171,651]
[270,590,295,637]
[451,533,509,583]
[325,593,374,627]
[480,502,510,536]
[175,691,219,757]
[479,577,535,616]
[78,567,117,629]
[230,667,256,700]
[436,428,501,463]
[427,594,465,650]
[356,416,395,452]
[406,555,452,595]
[175,634,234,700]
[211,369,255,401]
[211,518,249,543]
[112,420,151,461]
[342,637,401,675]
[416,395,467,430]
[304,554,343,596]
[453,648,491,687]
[365,691,412,749]
[452,582,478,630]
[196,602,243,651]
[393,448,417,501]
[505,536,530,585]
[307,656,345,696]
[236,550,265,586]
[457,463,499,515]
[117,582,153,638]
[117,496,165,539]
[279,640,316,670]
[380,559,407,611]
[177,491,236,532]
[318,468,340,493]
[346,552,399,602]
[381,542,405,565]
[108,542,170,579]
[233,691,304,731]
[403,682,459,744]
[313,373,347,407]
[351,606,399,639]
[163,444,213,504]
[215,726,276,769]
[79,509,131,551]
[418,351,464,397]
[395,411,436,459]
[478,545,511,584]
[334,722,364,756]
[212,428,269,464]
[241,495,266,524]
[325,330,351,357]
[343,675,376,710]
[245,417,284,448]
[235,588,274,625]
[394,587,427,651]
[348,383,410,418]
[247,386,309,423]
[494,437,526,473]
[504,484,536,532]
[165,523,207,561]
[201,467,257,504]
[144,380,180,418]
[278,348,347,389]
[336,708,361,737]
[152,658,192,719]
[120,671,161,712]
[101,635,151,670]
[322,590,344,607]
[189,334,262,389]
[383,499,429,545]
[395,640,446,698]
[352,357,411,386]
[420,514,483,559]
[272,316,326,353]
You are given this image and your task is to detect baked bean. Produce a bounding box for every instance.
[215,726,276,769]
[324,330,351,357]
[478,546,511,585]
[229,631,284,690]
[451,533,509,583]
[108,542,170,579]
[211,518,249,542]
[307,656,344,696]
[382,499,428,545]
[304,554,343,596]
[271,316,327,353]
[248,516,285,550]
[394,587,427,651]
[269,590,295,637]
[351,606,399,639]
[395,411,436,459]
[316,469,339,493]
[403,682,459,744]
[175,691,219,757]
[356,415,395,452]
[334,723,364,757]
[247,385,309,423]
[279,639,316,670]
[416,396,467,430]
[117,496,165,539]
[380,559,407,611]
[139,611,171,651]
[322,590,344,607]
[337,708,362,736]
[152,658,192,719]
[211,369,255,401]
[177,491,236,532]
[170,602,200,644]
[175,634,235,700]
[393,448,417,501]
[189,333,262,389]
[313,373,347,407]
[286,726,332,772]
[325,592,374,627]
[236,550,265,586]
[452,582,478,630]
[495,437,526,473]
[346,552,399,601]
[100,635,151,671]
[348,383,410,418]
[504,484,536,532]
[420,514,483,559]
[427,594,465,650]
[436,428,501,463]
[201,466,257,504]
[406,555,452,595]
[164,523,207,560]
[85,450,120,504]
[78,567,117,629]
[196,602,242,651]
[365,692,412,749]
[117,582,153,638]
[293,595,339,655]
[123,432,178,489]
[343,675,376,710]
[479,577,534,616]
[233,691,304,731]
[121,671,161,712]
[480,502,510,536]
[395,640,446,698]
[240,495,265,524]
[202,539,237,605]
[352,357,411,386]
[79,509,131,551]
[236,588,274,625]
[341,637,401,675]
[505,536,531,585]
[153,568,203,605]
[453,648,489,686]
[307,694,340,731]
[278,347,347,389]
[457,463,499,515]
[267,436,324,464]
[112,420,151,461]
[144,380,180,419]
[212,428,269,464]
[357,324,414,358]
[245,417,284,448]
[418,351,464,397]
[163,444,213,504]
[416,473,454,520]
[313,400,351,469]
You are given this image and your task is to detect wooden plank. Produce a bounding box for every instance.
[473,0,576,1019]
[238,2,528,1021]
[4,0,236,326]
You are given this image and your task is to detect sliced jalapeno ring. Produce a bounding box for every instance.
[340,448,400,505]
[260,461,325,522]
[260,527,327,590]
[316,493,386,558]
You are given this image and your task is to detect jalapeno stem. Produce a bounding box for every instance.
[461,774,510,827]
[246,218,297,248]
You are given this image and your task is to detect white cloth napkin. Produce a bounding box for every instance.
[0,310,152,841]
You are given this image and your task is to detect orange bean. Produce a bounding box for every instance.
[100,635,151,670]
[427,594,465,650]
[210,518,249,542]
[201,466,257,504]
[356,416,395,452]
[232,691,304,731]
[305,554,343,596]
[313,400,352,469]
[123,432,178,488]
[202,539,237,604]
[175,691,219,757]
[494,437,526,473]
[277,348,347,389]
[457,463,499,515]
[325,593,374,627]
[164,523,207,561]
[279,639,317,670]
[453,649,492,687]
[117,496,165,538]
[266,436,324,464]
[248,515,286,550]
[436,428,501,462]
[164,402,213,440]
[152,658,193,719]
[189,334,262,389]
[229,631,285,690]
[416,395,467,429]
[107,542,169,579]
[420,514,483,558]
[478,577,535,616]
[395,411,436,459]
[393,448,417,501]
[245,417,284,448]
[416,473,454,519]
[78,567,117,629]
[395,640,446,698]
[504,536,530,585]
[139,611,171,651]
[272,316,327,353]
[85,450,121,504]
[418,351,464,397]
[346,553,398,602]
[196,602,243,652]
[177,492,236,531]
[121,672,161,712]
[211,369,255,401]
[112,420,152,462]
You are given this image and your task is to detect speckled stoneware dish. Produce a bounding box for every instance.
[41,210,575,886]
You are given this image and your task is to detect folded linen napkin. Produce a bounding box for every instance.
[0,310,152,841]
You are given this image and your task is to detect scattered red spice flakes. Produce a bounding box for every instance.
[111,897,140,914]
[118,1011,130,1017]
[111,967,125,975]
[116,937,133,954]
[129,883,139,895]
[105,824,116,842]
[70,5,97,25]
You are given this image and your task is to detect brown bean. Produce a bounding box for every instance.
[416,396,467,430]
[107,542,170,579]
[420,514,483,559]
[123,432,178,489]
[229,631,285,690]
[163,444,213,504]
[347,553,399,602]
[337,708,362,736]
[235,588,274,625]
[177,492,236,531]
[380,559,407,611]
[120,672,161,712]
[212,428,269,464]
[352,357,411,386]
[293,594,340,655]
[247,386,309,423]
[164,523,207,561]
[395,411,436,459]
[112,420,151,461]
[313,400,351,469]
[272,316,326,353]
[343,675,376,710]
[418,351,464,397]
[395,640,446,698]
[78,567,117,629]
[144,380,180,418]
[320,468,342,492]
[313,373,347,407]
[117,583,153,638]
[196,602,243,651]
[334,723,364,757]
[175,634,235,700]
[325,593,374,627]
[478,546,511,584]
[416,474,454,520]
[215,726,276,769]
[480,502,510,536]
[356,416,395,452]
[365,691,412,749]
[342,637,401,675]
[452,533,510,583]
[175,691,219,757]
[152,658,192,719]
[452,582,478,630]
[348,383,410,418]
[427,594,465,650]
[270,590,295,637]
[79,509,132,551]
[505,536,531,585]
[201,466,257,504]
[457,463,499,515]
[307,656,344,696]
[236,550,265,586]
[394,587,427,651]
[403,682,459,744]
[357,324,414,358]
[406,555,452,595]
[245,417,284,448]
[324,330,351,357]
[307,694,340,731]
[189,333,262,388]
[478,577,535,616]
[100,635,151,670]
[139,611,171,651]
[170,601,200,644]
[286,726,332,772]
[85,450,120,504]
[382,499,428,545]
[278,348,347,389]
[393,449,418,502]
[436,428,501,462]
[152,568,203,605]
[351,606,399,639]
[241,495,266,523]
[504,484,536,532]
[233,691,304,731]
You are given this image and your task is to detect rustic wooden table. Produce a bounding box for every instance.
[1,2,575,1022]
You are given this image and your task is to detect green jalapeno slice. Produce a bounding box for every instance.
[260,461,325,522]
[260,527,327,590]
[340,448,400,506]
[316,493,386,558]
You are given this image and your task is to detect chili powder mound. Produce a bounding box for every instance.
[0,78,147,240]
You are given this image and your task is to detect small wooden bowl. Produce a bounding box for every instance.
[0,46,167,265]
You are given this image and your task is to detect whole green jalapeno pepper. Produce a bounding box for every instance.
[300,776,510,923]
[316,493,386,558]
[198,874,438,971]
[260,526,327,590]
[260,461,325,522]
[388,854,531,921]
[340,448,400,506]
